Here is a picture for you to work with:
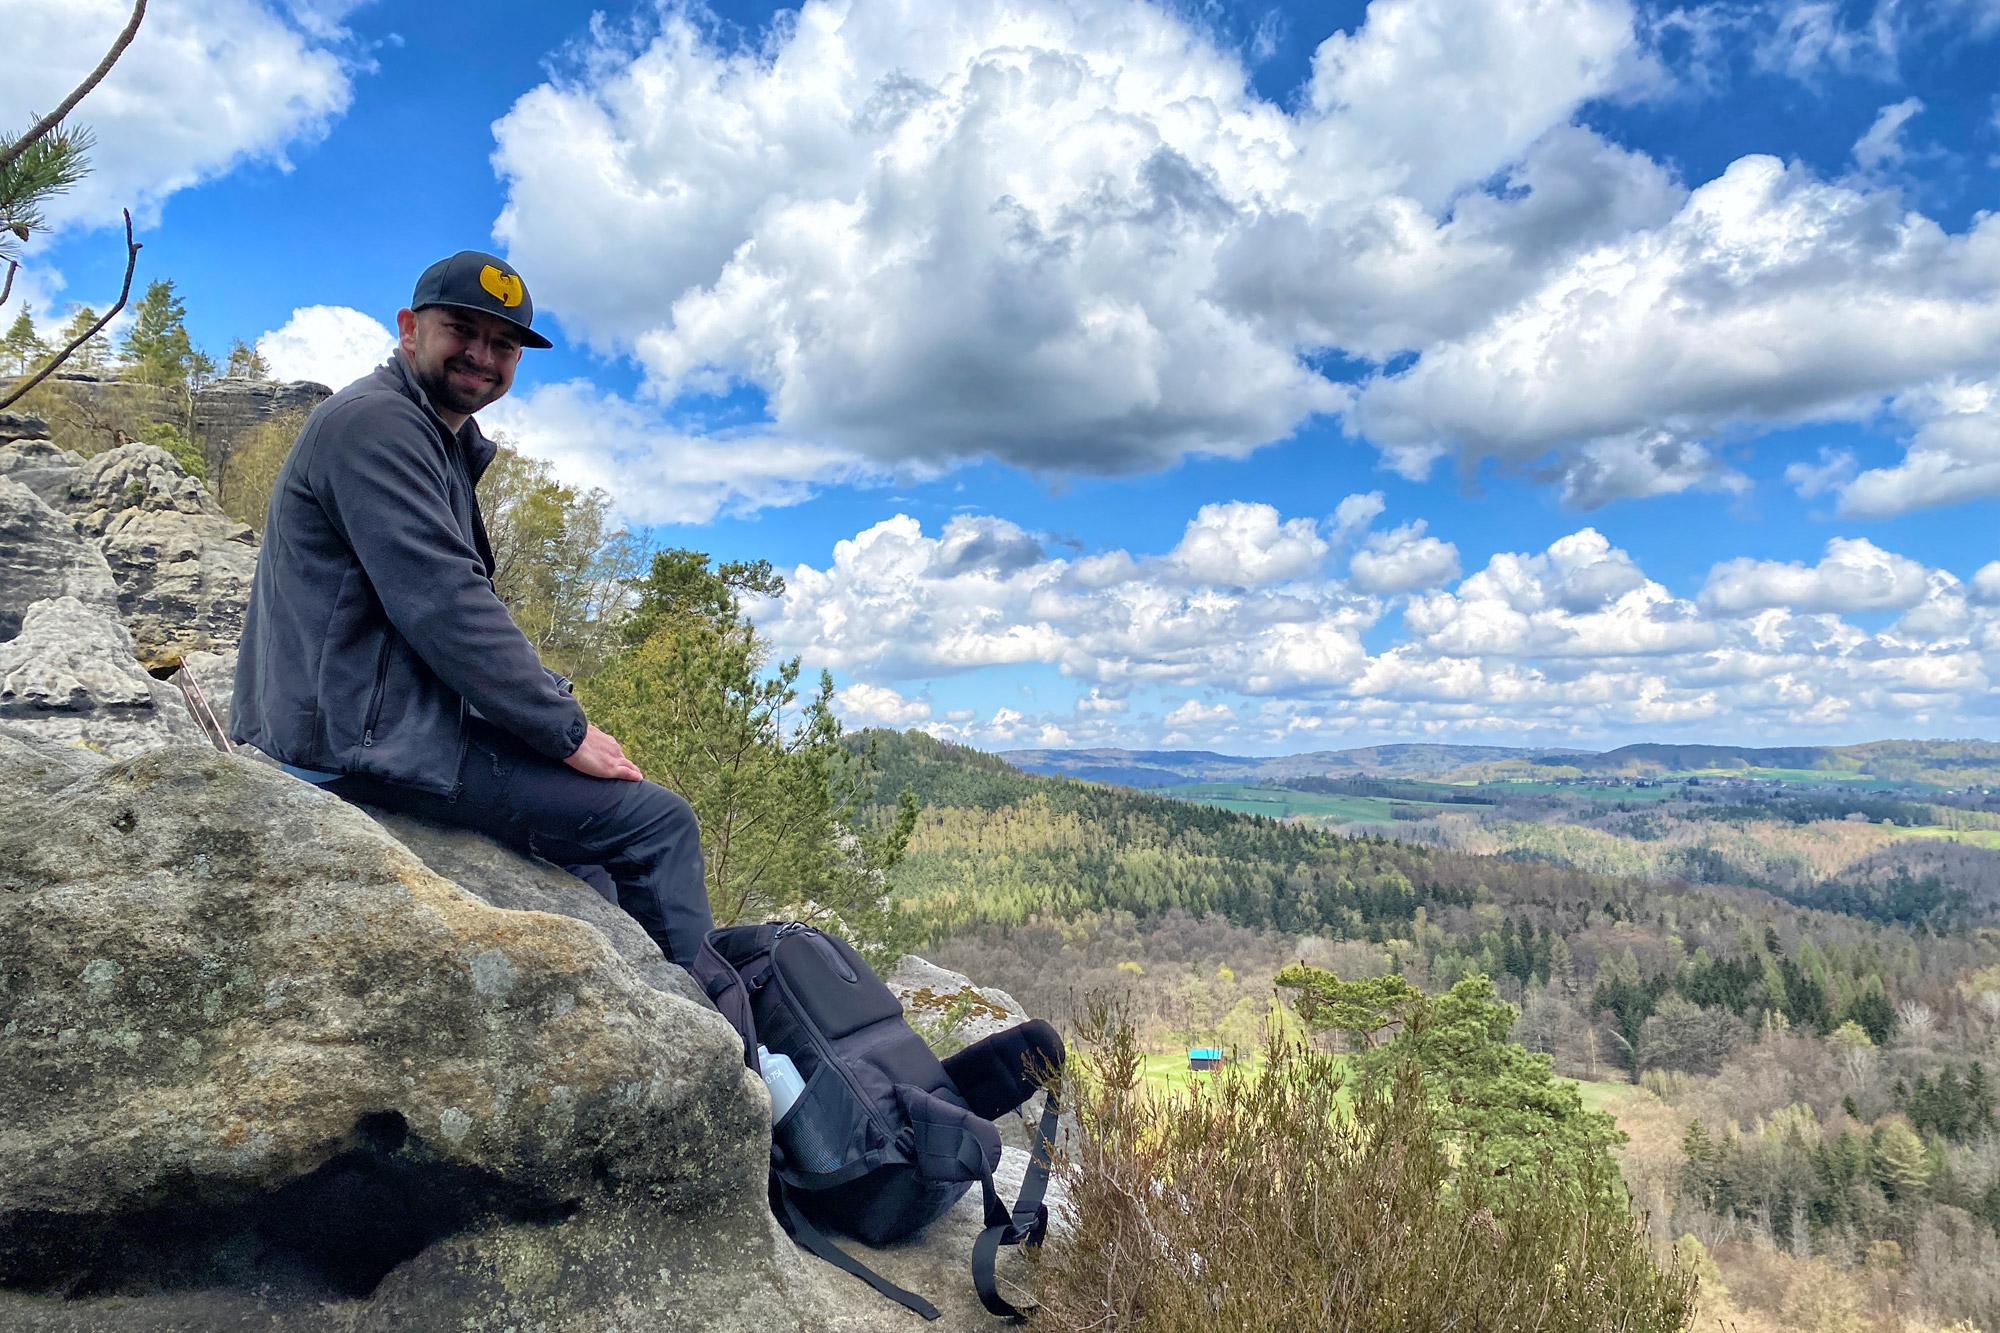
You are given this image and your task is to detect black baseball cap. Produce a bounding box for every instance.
[409,250,553,349]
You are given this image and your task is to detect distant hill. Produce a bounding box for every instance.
[1514,740,2000,787]
[992,739,2000,789]
[996,743,1587,787]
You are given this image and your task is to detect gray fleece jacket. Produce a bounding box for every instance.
[231,352,587,795]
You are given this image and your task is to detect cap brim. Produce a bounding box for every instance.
[417,300,554,349]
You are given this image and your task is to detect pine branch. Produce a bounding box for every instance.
[0,0,147,176]
[0,209,139,411]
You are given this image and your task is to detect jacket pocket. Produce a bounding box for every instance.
[360,633,394,747]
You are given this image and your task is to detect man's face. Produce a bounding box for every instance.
[396,305,522,418]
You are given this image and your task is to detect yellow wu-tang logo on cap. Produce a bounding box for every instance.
[478,264,524,308]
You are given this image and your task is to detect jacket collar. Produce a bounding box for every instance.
[385,350,499,484]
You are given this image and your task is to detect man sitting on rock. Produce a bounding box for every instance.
[231,251,713,967]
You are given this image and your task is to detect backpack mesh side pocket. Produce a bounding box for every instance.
[774,1061,877,1181]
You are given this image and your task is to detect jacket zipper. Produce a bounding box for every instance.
[448,698,470,801]
[769,930,902,1149]
[360,636,394,747]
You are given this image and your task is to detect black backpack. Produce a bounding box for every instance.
[692,922,1063,1321]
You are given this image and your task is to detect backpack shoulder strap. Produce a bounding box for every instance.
[970,1087,1061,1321]
[772,1174,941,1321]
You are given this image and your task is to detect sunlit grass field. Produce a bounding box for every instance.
[1150,783,1465,823]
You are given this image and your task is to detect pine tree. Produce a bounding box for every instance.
[2,303,47,374]
[120,279,204,387]
[0,126,92,274]
[1968,1062,1996,1137]
[1871,1119,1930,1200]
[57,304,109,371]
[577,551,918,968]
[223,337,269,379]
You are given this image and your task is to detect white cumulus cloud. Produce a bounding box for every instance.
[1701,537,1932,614]
[1163,502,1328,586]
[0,0,353,233]
[834,682,932,727]
[775,511,1997,746]
[492,0,1662,484]
[256,305,395,390]
[1348,155,2000,507]
[1347,520,1461,593]
[483,0,2000,514]
[1822,375,2000,518]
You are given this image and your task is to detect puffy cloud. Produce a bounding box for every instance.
[1402,529,1699,659]
[1163,502,1328,586]
[834,682,932,727]
[774,509,1997,745]
[763,508,1379,694]
[1347,520,1460,593]
[1331,491,1387,542]
[1348,155,2000,507]
[1700,537,1932,614]
[1162,698,1236,742]
[480,382,872,525]
[1817,376,2000,518]
[485,0,2000,512]
[492,0,1658,481]
[256,305,395,390]
[1,0,352,232]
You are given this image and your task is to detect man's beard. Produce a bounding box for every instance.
[412,341,503,416]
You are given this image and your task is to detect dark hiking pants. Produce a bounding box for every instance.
[328,719,712,964]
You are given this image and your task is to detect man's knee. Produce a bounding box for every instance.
[625,780,697,842]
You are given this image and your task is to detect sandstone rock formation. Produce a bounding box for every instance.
[62,444,259,668]
[0,411,50,448]
[0,597,206,756]
[0,478,118,641]
[889,953,1031,1046]
[0,434,86,510]
[0,747,829,1332]
[188,375,330,469]
[0,732,1048,1331]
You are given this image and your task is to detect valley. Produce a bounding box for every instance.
[863,730,2000,1333]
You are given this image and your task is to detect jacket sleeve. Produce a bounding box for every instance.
[309,395,588,760]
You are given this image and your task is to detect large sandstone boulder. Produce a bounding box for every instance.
[0,748,834,1332]
[363,807,710,1010]
[0,479,118,641]
[0,596,206,756]
[63,444,258,669]
[0,435,86,510]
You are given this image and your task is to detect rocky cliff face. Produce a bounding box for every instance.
[0,414,257,670]
[188,376,332,471]
[0,429,1048,1330]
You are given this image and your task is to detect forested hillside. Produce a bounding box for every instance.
[859,728,2000,1330]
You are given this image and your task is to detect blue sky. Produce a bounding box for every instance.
[9,0,2000,754]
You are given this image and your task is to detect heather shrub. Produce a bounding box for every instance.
[1033,998,1694,1332]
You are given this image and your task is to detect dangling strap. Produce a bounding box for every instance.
[971,1088,1061,1320]
[773,1174,941,1321]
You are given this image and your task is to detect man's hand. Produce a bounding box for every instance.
[564,723,643,781]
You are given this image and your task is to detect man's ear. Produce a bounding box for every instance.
[395,307,418,352]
